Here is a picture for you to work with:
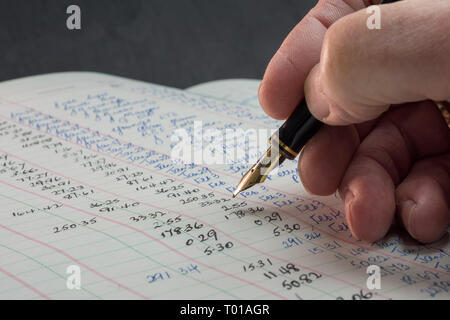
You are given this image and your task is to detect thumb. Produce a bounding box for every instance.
[305,0,450,125]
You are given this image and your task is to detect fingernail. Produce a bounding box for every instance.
[344,190,354,204]
[401,200,418,238]
[343,190,359,240]
[297,149,312,195]
[315,88,331,121]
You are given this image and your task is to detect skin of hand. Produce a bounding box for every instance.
[258,0,450,243]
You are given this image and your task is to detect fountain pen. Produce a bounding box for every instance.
[232,99,322,197]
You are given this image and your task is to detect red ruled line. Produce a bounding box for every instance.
[0,220,151,300]
[0,179,288,300]
[0,149,391,300]
[4,78,273,130]
[0,266,51,300]
[0,95,329,216]
[98,80,275,129]
[0,103,446,278]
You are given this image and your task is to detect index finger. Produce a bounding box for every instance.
[258,0,380,120]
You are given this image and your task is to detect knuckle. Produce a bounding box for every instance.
[320,20,354,93]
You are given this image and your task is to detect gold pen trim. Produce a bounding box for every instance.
[270,135,298,159]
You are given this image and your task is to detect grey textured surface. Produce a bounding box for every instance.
[1,0,316,88]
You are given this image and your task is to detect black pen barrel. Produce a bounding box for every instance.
[273,99,322,159]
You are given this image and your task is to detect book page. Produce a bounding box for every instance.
[186,79,261,109]
[0,72,448,300]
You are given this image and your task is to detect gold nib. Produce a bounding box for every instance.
[232,145,286,198]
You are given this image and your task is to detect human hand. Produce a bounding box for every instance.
[259,0,450,243]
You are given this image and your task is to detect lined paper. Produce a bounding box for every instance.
[0,72,448,300]
[187,79,261,109]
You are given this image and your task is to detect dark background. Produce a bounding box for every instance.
[0,0,316,88]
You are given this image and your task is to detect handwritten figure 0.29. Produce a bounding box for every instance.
[66,5,81,30]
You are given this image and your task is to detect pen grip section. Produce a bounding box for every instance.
[273,99,322,159]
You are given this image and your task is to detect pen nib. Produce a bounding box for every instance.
[232,145,286,198]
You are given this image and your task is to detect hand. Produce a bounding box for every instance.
[259,0,450,243]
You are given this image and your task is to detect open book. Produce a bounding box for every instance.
[0,72,448,300]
